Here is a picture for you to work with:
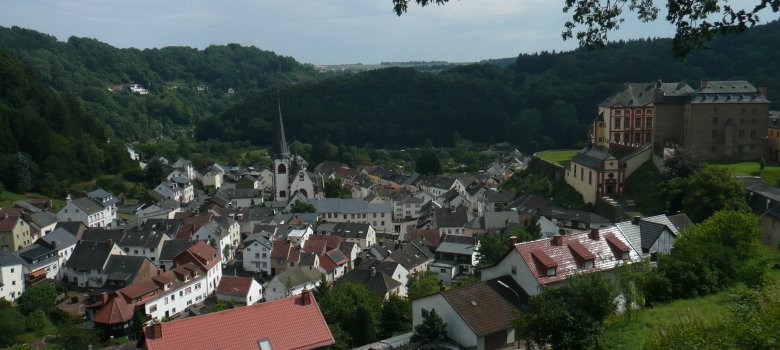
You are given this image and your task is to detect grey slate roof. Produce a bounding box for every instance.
[389,241,433,270]
[40,228,78,248]
[436,235,476,256]
[273,267,322,289]
[159,240,195,262]
[29,211,57,228]
[571,147,612,170]
[104,255,149,283]
[82,228,127,244]
[538,206,610,226]
[243,233,272,249]
[337,268,402,298]
[600,82,694,107]
[667,213,694,232]
[690,81,770,104]
[331,222,372,239]
[310,198,391,214]
[66,241,114,271]
[72,197,106,215]
[0,251,23,267]
[639,220,669,251]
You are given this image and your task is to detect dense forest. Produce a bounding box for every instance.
[207,20,780,151]
[0,26,321,140]
[0,49,136,195]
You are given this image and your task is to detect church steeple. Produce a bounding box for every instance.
[273,96,290,157]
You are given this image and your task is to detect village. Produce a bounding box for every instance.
[1,79,779,350]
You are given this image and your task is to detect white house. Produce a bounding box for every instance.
[0,252,24,301]
[62,241,126,288]
[317,222,377,250]
[412,279,521,350]
[310,198,393,233]
[154,176,194,204]
[14,228,78,281]
[615,214,687,259]
[191,217,240,264]
[57,195,114,228]
[265,267,324,301]
[135,199,182,224]
[242,233,272,276]
[216,276,263,306]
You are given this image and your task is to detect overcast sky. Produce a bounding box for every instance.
[0,0,775,64]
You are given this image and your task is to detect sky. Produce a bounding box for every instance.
[0,0,774,64]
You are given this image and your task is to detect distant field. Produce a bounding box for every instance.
[706,160,780,185]
[535,149,579,167]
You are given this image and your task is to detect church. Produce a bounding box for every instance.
[272,98,316,202]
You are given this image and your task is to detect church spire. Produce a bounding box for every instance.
[273,96,290,157]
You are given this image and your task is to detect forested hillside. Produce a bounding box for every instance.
[0,49,136,195]
[209,20,780,151]
[0,26,321,140]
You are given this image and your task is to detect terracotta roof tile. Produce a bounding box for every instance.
[144,294,334,350]
[93,295,134,325]
[217,276,253,297]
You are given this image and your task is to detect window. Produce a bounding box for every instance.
[179,291,183,297]
[738,145,744,153]
[646,118,652,128]
[712,130,717,138]
[584,260,594,269]
[614,133,621,143]
[440,268,446,273]
[588,171,592,185]
[751,130,757,139]
[421,308,430,318]
[547,267,556,276]
[635,118,641,128]
[634,108,642,115]
[614,117,621,128]
[150,305,157,312]
[171,294,175,301]
[713,117,718,124]
[255,253,260,258]
[739,130,745,139]
[277,164,286,174]
[195,282,201,290]
[711,146,717,153]
[185,287,192,295]
[511,265,517,275]
[741,108,746,114]
[613,109,622,116]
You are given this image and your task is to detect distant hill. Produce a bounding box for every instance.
[0,26,322,140]
[207,20,780,151]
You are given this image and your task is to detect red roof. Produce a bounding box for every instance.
[0,208,22,231]
[605,234,630,253]
[93,295,134,325]
[144,293,334,350]
[217,276,254,297]
[271,240,292,259]
[410,229,442,247]
[174,241,219,271]
[306,235,341,250]
[513,227,640,286]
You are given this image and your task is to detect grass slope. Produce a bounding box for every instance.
[622,161,666,216]
[535,149,579,167]
[706,160,780,185]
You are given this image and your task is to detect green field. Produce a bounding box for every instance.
[706,160,780,185]
[535,149,579,167]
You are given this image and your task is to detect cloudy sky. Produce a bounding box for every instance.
[0,0,772,64]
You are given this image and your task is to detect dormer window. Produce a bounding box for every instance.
[622,252,630,260]
[547,267,556,276]
[584,259,594,269]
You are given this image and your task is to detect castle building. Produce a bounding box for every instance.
[272,98,315,202]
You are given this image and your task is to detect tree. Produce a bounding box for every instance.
[661,148,702,179]
[414,308,448,341]
[290,200,316,213]
[391,0,780,58]
[407,272,442,300]
[52,322,100,350]
[319,282,383,347]
[0,301,25,347]
[380,294,412,338]
[17,284,57,315]
[517,273,616,350]
[324,178,351,199]
[680,166,749,222]
[415,149,443,175]
[476,234,511,267]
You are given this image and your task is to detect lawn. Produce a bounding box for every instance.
[0,190,65,210]
[706,160,780,185]
[535,149,579,167]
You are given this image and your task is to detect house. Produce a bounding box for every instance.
[135,199,182,224]
[144,291,334,350]
[417,204,471,236]
[87,188,119,223]
[338,266,403,300]
[0,208,33,251]
[119,219,178,264]
[339,241,361,269]
[265,266,324,301]
[218,188,264,208]
[171,158,195,180]
[310,198,393,233]
[23,211,58,240]
[319,222,377,250]
[412,277,524,350]
[13,228,78,284]
[392,195,425,221]
[242,232,273,276]
[153,176,195,204]
[304,235,348,281]
[57,195,114,228]
[170,241,223,294]
[738,176,780,246]
[158,240,194,272]
[465,211,521,236]
[565,144,652,204]
[216,276,263,306]
[481,229,641,296]
[767,111,780,161]
[191,216,240,263]
[101,255,159,291]
[359,258,410,293]
[92,261,212,336]
[484,190,517,212]
[615,214,692,259]
[433,235,480,280]
[235,174,262,190]
[537,206,611,233]
[54,221,87,240]
[416,175,465,197]
[0,252,24,301]
[62,241,125,288]
[388,241,434,274]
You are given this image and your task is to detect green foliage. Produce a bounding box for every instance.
[323,178,351,199]
[290,200,316,213]
[680,167,749,222]
[623,161,666,215]
[414,308,448,341]
[17,284,57,315]
[25,310,51,337]
[658,211,770,299]
[380,294,412,338]
[415,148,443,175]
[500,169,553,198]
[517,272,617,350]
[0,301,25,347]
[319,282,383,348]
[407,272,442,300]
[51,322,100,350]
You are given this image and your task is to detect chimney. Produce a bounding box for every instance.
[100,292,109,305]
[632,216,641,225]
[552,234,563,246]
[371,266,376,277]
[700,80,708,89]
[301,289,312,306]
[150,321,163,339]
[589,229,600,240]
[108,239,113,246]
[759,86,767,97]
[509,236,518,246]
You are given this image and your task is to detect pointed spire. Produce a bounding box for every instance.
[273,96,290,157]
